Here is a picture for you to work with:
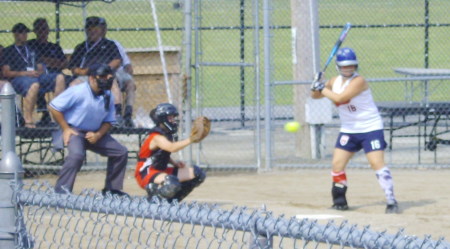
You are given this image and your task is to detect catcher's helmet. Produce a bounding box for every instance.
[153,103,179,133]
[335,47,358,67]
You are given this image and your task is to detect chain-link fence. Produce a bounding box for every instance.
[12,182,450,249]
[190,0,261,168]
[1,1,450,248]
[0,0,450,191]
[268,0,450,168]
[0,0,189,175]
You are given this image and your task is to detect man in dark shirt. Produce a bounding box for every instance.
[68,16,121,84]
[0,45,8,90]
[2,23,66,128]
[28,18,68,125]
[28,18,67,74]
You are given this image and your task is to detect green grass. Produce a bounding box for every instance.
[0,0,449,107]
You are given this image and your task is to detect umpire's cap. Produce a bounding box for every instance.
[87,63,113,77]
[85,16,106,29]
[12,23,30,33]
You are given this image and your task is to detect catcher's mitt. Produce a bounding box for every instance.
[190,116,211,143]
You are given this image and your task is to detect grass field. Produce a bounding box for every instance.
[0,0,449,107]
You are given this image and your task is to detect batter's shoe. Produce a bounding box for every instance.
[332,203,349,210]
[385,201,399,214]
[332,182,349,211]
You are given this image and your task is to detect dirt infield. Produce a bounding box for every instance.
[33,168,450,241]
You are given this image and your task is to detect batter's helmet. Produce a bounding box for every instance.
[336,47,358,67]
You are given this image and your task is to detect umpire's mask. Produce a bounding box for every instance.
[88,63,114,95]
[96,76,114,94]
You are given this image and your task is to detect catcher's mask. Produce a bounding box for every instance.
[153,103,179,134]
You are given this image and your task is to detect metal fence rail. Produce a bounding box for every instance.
[14,182,450,249]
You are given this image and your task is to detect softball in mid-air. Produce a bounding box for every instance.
[284,121,301,133]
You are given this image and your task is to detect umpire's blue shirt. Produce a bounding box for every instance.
[50,81,116,131]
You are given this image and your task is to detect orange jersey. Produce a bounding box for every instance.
[134,129,175,188]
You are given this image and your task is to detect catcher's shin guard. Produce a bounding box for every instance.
[146,183,160,202]
[331,182,349,210]
[171,165,206,202]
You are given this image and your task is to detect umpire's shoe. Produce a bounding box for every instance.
[385,201,399,214]
[102,189,130,198]
[332,182,349,210]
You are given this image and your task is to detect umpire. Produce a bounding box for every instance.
[49,63,128,196]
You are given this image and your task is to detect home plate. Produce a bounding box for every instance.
[295,214,344,220]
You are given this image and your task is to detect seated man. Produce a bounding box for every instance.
[68,17,121,89]
[99,18,136,127]
[0,45,20,125]
[28,18,69,126]
[0,45,9,90]
[1,23,65,128]
[68,16,123,124]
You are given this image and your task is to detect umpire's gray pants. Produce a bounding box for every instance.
[55,129,128,193]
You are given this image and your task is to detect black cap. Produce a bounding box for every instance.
[88,63,113,77]
[12,23,30,33]
[85,16,106,29]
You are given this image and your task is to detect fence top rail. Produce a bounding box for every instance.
[275,76,450,85]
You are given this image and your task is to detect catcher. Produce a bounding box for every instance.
[134,103,210,202]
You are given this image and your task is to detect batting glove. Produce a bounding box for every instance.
[311,72,325,92]
[311,81,325,92]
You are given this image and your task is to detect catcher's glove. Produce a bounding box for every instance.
[190,116,211,143]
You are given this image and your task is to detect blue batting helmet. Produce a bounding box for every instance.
[336,47,358,67]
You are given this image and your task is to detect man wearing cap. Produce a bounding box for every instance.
[68,16,121,85]
[49,63,128,195]
[0,45,9,91]
[28,18,69,126]
[1,22,66,128]
[28,18,68,74]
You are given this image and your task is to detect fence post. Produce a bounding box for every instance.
[0,83,24,249]
[263,0,273,170]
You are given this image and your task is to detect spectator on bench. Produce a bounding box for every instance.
[0,45,9,90]
[28,18,69,126]
[1,23,65,128]
[100,18,136,127]
[68,16,124,124]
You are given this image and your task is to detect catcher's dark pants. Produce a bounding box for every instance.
[55,129,128,193]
